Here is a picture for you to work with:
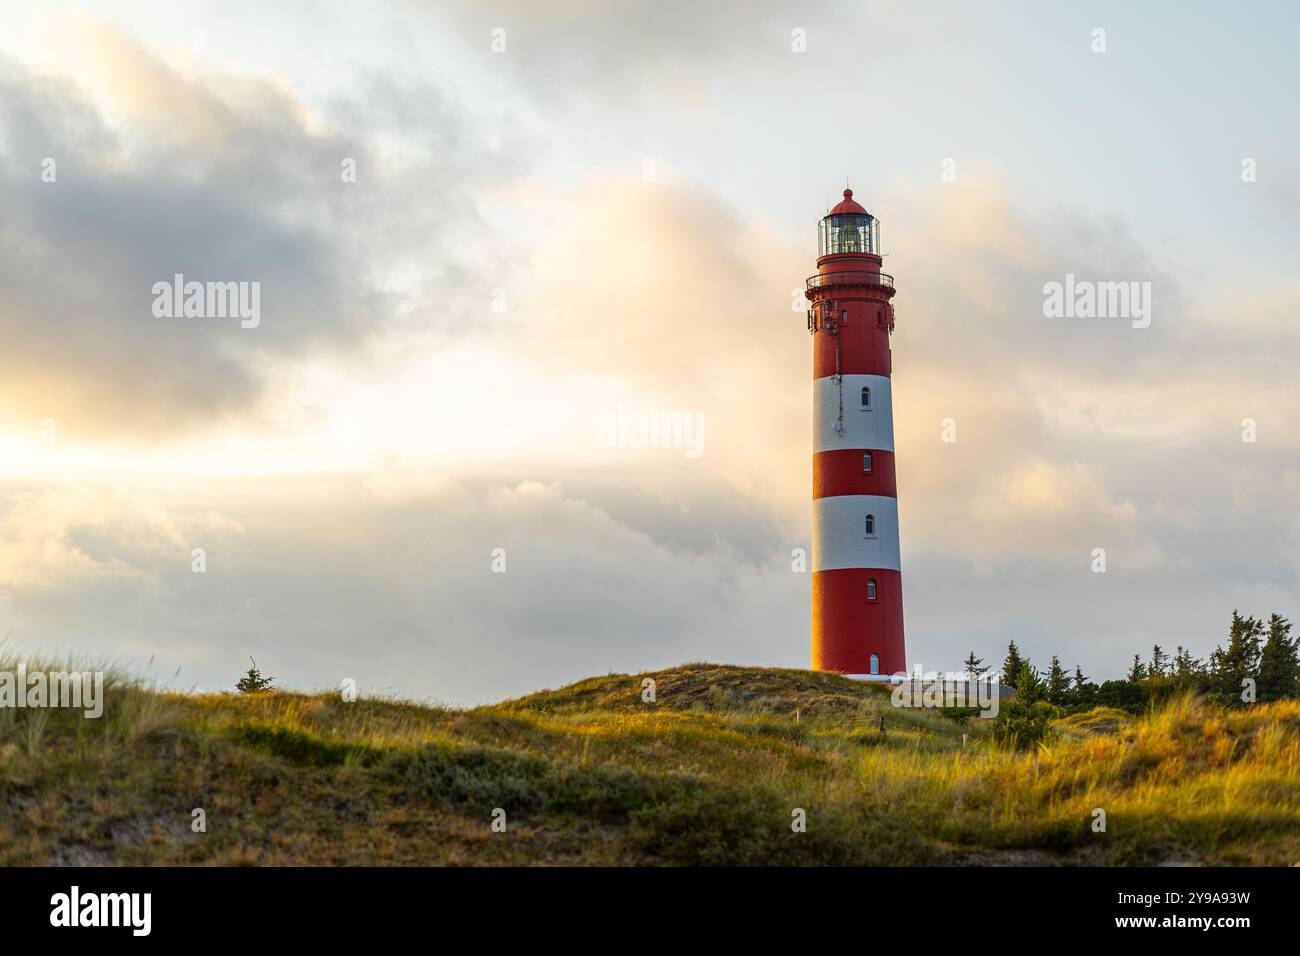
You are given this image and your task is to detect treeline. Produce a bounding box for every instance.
[965,610,1299,715]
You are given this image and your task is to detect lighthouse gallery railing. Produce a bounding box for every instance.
[805,271,895,291]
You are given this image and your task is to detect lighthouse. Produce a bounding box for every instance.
[805,189,905,677]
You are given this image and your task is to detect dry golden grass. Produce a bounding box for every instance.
[2,658,1297,865]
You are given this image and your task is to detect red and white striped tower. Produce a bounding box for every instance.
[805,189,904,677]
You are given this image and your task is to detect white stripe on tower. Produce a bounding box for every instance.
[812,374,894,453]
[812,496,901,571]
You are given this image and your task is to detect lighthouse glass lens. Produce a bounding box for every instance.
[821,214,874,255]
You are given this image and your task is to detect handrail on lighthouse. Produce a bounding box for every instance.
[806,271,895,292]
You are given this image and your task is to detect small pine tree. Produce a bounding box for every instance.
[1070,665,1098,708]
[1257,613,1299,701]
[993,671,1055,751]
[1149,644,1169,679]
[1044,655,1070,707]
[963,650,989,682]
[1210,610,1264,701]
[236,657,275,694]
[1001,641,1027,689]
[1126,654,1146,682]
[1173,646,1201,679]
[1014,662,1045,704]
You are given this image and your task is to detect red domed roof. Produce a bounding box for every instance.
[829,188,867,216]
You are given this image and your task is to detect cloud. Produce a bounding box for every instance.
[428,0,850,111]
[0,474,806,703]
[488,169,1300,608]
[0,12,1296,699]
[0,15,505,442]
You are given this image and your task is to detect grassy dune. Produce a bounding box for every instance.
[1,660,1298,865]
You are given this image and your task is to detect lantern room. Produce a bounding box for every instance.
[818,189,879,257]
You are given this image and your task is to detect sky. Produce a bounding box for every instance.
[0,1,1297,704]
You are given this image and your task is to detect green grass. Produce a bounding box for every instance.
[1,658,1298,865]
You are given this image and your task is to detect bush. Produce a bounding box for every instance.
[388,741,701,820]
[236,658,275,694]
[940,706,983,724]
[227,723,383,767]
[992,700,1056,751]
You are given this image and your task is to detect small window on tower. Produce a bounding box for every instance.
[863,452,873,472]
[870,653,880,675]
[865,514,875,536]
[861,386,871,408]
[867,578,877,600]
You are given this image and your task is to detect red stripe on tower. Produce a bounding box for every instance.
[804,189,905,678]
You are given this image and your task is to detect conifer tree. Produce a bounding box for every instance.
[1173,646,1201,679]
[236,657,276,694]
[1070,665,1097,707]
[1257,613,1299,701]
[963,651,989,682]
[1013,662,1044,704]
[1001,641,1027,688]
[1044,655,1071,706]
[1126,654,1146,682]
[1210,611,1264,699]
[1149,644,1169,678]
